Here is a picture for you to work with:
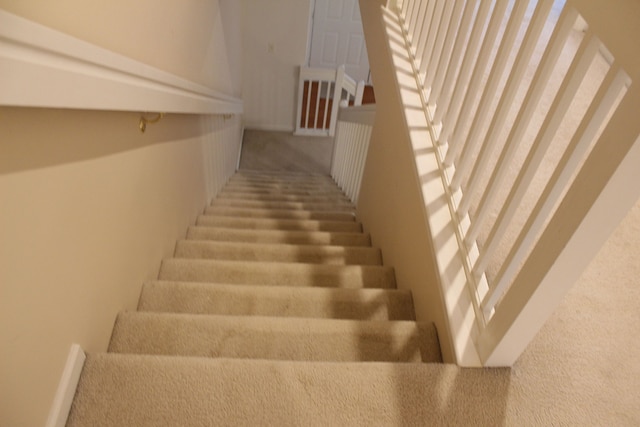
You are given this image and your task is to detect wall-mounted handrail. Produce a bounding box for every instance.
[0,9,243,115]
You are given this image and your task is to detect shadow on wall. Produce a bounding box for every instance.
[0,107,231,175]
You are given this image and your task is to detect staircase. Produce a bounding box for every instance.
[66,170,443,425]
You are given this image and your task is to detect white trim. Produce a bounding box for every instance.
[338,104,376,125]
[45,344,86,427]
[237,125,246,171]
[0,10,243,114]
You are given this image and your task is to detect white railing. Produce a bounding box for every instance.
[0,10,242,115]
[331,105,376,202]
[388,0,640,366]
[295,65,365,137]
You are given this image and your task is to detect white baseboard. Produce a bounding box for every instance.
[45,344,86,427]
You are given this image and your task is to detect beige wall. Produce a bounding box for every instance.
[0,0,242,96]
[356,0,455,362]
[0,2,243,426]
[241,0,313,131]
[0,109,242,427]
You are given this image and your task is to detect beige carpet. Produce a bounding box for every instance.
[65,162,640,426]
[67,169,444,426]
[238,130,334,174]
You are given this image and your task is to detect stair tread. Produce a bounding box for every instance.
[68,169,445,424]
[224,182,343,193]
[109,311,440,363]
[220,186,348,196]
[139,281,413,320]
[218,192,350,203]
[158,258,396,289]
[229,177,337,187]
[211,198,355,212]
[68,354,503,427]
[238,169,331,177]
[174,240,382,265]
[204,206,356,221]
[195,215,362,232]
[187,226,371,247]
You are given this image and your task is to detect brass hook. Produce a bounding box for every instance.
[139,112,165,133]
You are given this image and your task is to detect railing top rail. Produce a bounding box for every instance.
[338,104,376,125]
[298,66,339,81]
[568,0,640,81]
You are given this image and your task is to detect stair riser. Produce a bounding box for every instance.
[174,241,382,265]
[109,313,441,363]
[204,206,356,222]
[195,216,362,233]
[158,259,396,289]
[139,282,414,321]
[186,227,371,247]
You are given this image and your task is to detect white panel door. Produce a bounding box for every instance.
[309,0,370,82]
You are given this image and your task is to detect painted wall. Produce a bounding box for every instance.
[241,0,313,131]
[0,2,243,426]
[356,0,455,362]
[0,0,242,96]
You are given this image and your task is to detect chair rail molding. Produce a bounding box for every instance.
[0,9,243,114]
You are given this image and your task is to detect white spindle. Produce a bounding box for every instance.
[346,126,359,198]
[433,0,482,125]
[411,0,429,59]
[295,71,305,134]
[420,0,445,77]
[483,65,630,313]
[424,0,455,92]
[473,31,600,278]
[355,81,365,106]
[329,66,346,137]
[461,5,577,239]
[407,0,422,43]
[424,1,457,98]
[335,123,349,186]
[480,81,640,366]
[440,0,500,160]
[312,80,322,129]
[354,126,372,202]
[429,0,466,107]
[450,0,555,194]
[415,1,437,76]
[401,0,412,19]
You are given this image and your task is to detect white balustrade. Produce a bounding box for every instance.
[295,65,365,137]
[331,105,375,203]
[390,0,639,366]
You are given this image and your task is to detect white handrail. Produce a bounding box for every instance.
[386,0,640,366]
[0,10,242,115]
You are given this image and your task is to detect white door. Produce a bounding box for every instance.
[309,0,370,83]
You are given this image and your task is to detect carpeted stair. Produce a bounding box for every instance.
[66,170,443,426]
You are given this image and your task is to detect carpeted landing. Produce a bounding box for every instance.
[66,170,445,426]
